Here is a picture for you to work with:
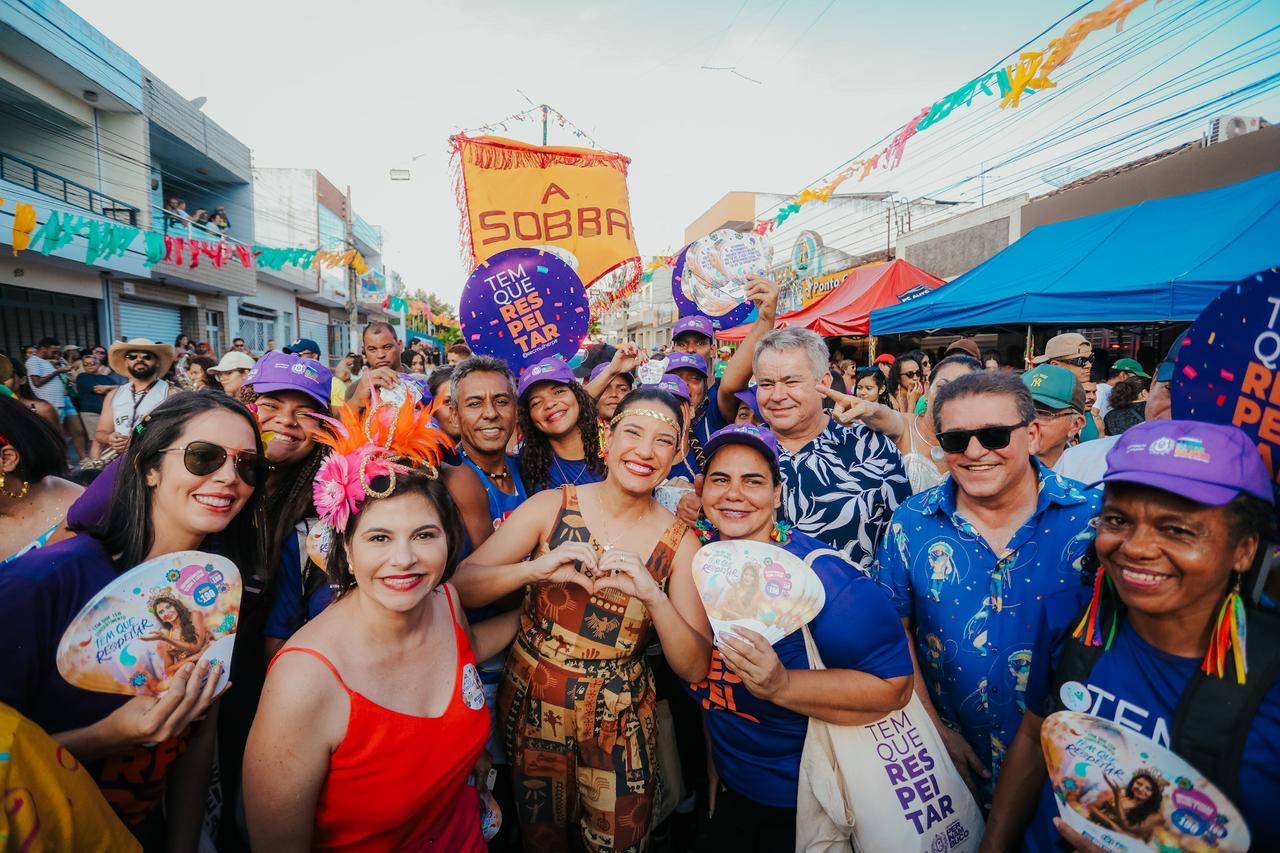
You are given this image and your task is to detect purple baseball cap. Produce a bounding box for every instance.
[1099,419,1273,506]
[517,356,577,401]
[590,362,634,386]
[673,314,716,341]
[644,374,691,403]
[703,423,780,469]
[666,352,708,376]
[734,387,761,421]
[244,352,332,410]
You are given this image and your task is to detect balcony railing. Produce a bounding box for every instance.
[0,150,139,226]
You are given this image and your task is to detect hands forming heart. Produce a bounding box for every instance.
[528,541,661,606]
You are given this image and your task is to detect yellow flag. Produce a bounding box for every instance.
[452,135,640,290]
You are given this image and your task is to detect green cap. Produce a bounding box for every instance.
[1110,357,1150,379]
[1022,365,1085,413]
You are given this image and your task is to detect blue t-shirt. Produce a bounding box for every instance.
[778,416,911,573]
[1019,590,1280,851]
[686,531,913,807]
[526,453,603,493]
[74,372,124,414]
[873,461,1100,799]
[0,535,191,828]
[263,529,335,640]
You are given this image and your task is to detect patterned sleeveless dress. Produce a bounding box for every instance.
[498,484,687,852]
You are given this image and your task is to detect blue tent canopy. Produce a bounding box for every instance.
[870,168,1280,335]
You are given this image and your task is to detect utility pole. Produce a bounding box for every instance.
[345,185,359,357]
[541,105,549,146]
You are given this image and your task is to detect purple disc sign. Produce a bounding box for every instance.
[670,243,755,330]
[1172,268,1280,509]
[460,247,589,374]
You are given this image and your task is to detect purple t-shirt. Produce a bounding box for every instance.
[0,535,191,829]
[66,456,121,531]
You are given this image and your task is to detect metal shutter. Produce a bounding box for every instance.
[119,300,182,344]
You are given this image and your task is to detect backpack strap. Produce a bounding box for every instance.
[1170,607,1280,803]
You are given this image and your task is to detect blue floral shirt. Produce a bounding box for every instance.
[873,461,1100,799]
[776,417,910,573]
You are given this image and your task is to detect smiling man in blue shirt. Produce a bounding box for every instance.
[873,371,1100,808]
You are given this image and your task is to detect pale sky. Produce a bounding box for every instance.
[73,0,1280,306]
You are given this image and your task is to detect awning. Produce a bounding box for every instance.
[870,168,1280,335]
[716,259,945,341]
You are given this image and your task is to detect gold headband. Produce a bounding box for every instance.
[609,409,679,431]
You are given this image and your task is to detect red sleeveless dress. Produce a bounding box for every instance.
[269,587,489,851]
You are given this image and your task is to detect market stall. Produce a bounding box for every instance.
[869,168,1280,335]
[715,258,945,341]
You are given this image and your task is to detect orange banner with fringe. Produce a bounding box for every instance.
[451,134,641,291]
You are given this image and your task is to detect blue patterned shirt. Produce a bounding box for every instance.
[777,417,910,573]
[873,460,1100,797]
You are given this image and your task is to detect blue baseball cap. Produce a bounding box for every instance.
[703,423,781,470]
[644,374,691,403]
[673,315,716,341]
[1099,419,1273,506]
[517,356,577,401]
[244,352,332,410]
[283,338,321,356]
[666,352,708,376]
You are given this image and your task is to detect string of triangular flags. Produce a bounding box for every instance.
[10,205,369,275]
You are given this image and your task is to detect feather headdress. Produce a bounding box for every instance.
[307,387,454,530]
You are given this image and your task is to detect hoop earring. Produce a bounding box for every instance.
[0,472,29,500]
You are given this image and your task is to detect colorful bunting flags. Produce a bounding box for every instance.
[741,0,1169,236]
[10,201,371,277]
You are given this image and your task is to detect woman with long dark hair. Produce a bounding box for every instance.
[455,386,711,851]
[244,396,516,851]
[0,392,266,848]
[886,349,925,413]
[516,356,603,493]
[0,394,83,563]
[852,366,891,407]
[144,594,212,676]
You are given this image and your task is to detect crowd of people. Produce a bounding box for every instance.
[0,272,1276,853]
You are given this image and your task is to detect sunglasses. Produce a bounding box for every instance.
[900,369,921,379]
[1034,407,1073,420]
[1056,355,1093,367]
[159,441,262,486]
[125,351,157,361]
[936,421,1029,454]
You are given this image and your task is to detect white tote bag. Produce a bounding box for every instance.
[795,624,984,853]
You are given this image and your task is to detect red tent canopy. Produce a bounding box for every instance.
[716,259,946,341]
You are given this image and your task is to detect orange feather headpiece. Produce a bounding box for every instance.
[307,387,454,530]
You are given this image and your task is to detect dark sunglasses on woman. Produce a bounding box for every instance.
[159,441,262,486]
[936,421,1029,454]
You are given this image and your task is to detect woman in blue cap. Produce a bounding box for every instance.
[515,356,604,492]
[687,422,913,851]
[983,420,1280,851]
